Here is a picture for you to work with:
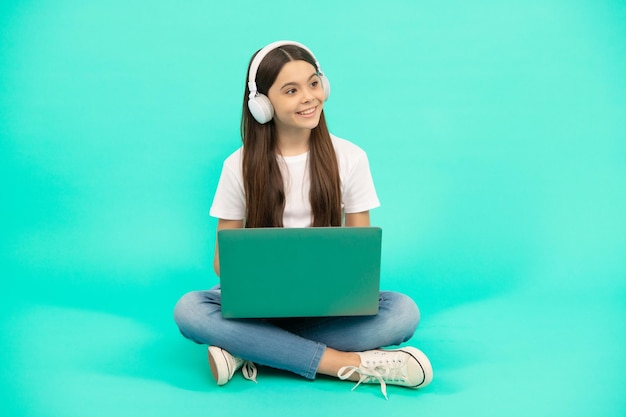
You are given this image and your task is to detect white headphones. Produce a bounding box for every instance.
[247,40,331,124]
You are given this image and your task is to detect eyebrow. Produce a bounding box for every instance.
[279,72,319,90]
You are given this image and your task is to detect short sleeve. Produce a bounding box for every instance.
[334,137,380,213]
[209,150,246,220]
[343,152,380,213]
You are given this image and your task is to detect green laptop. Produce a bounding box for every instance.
[218,227,382,319]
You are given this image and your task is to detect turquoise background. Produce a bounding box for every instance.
[1,0,625,416]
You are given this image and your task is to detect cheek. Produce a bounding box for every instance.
[269,98,288,115]
[315,90,327,104]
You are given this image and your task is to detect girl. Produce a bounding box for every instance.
[173,40,432,399]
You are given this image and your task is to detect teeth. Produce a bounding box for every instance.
[298,107,315,115]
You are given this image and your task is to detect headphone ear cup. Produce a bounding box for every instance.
[248,94,274,124]
[321,76,331,101]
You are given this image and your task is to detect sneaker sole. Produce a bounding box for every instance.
[208,346,230,386]
[397,346,433,388]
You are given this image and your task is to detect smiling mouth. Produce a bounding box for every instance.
[297,107,317,116]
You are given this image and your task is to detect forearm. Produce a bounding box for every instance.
[213,218,244,276]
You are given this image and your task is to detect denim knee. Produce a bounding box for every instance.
[379,291,421,344]
[173,291,195,337]
[173,290,220,342]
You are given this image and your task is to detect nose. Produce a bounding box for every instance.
[303,88,315,103]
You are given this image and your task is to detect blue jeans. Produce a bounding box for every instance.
[173,286,420,379]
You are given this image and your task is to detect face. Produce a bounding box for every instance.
[267,60,326,137]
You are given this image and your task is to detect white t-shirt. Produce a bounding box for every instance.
[209,135,380,227]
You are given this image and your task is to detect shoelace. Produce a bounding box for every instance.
[338,361,409,400]
[338,365,389,399]
[241,361,258,383]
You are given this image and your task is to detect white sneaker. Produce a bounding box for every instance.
[208,346,257,386]
[337,347,433,399]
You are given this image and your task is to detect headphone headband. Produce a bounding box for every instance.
[247,40,324,99]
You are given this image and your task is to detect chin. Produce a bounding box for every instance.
[298,115,322,129]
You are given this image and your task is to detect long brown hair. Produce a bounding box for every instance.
[241,45,342,228]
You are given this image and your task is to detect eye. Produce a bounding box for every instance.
[310,80,319,88]
[286,88,296,95]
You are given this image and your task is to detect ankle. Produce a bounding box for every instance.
[317,348,360,378]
